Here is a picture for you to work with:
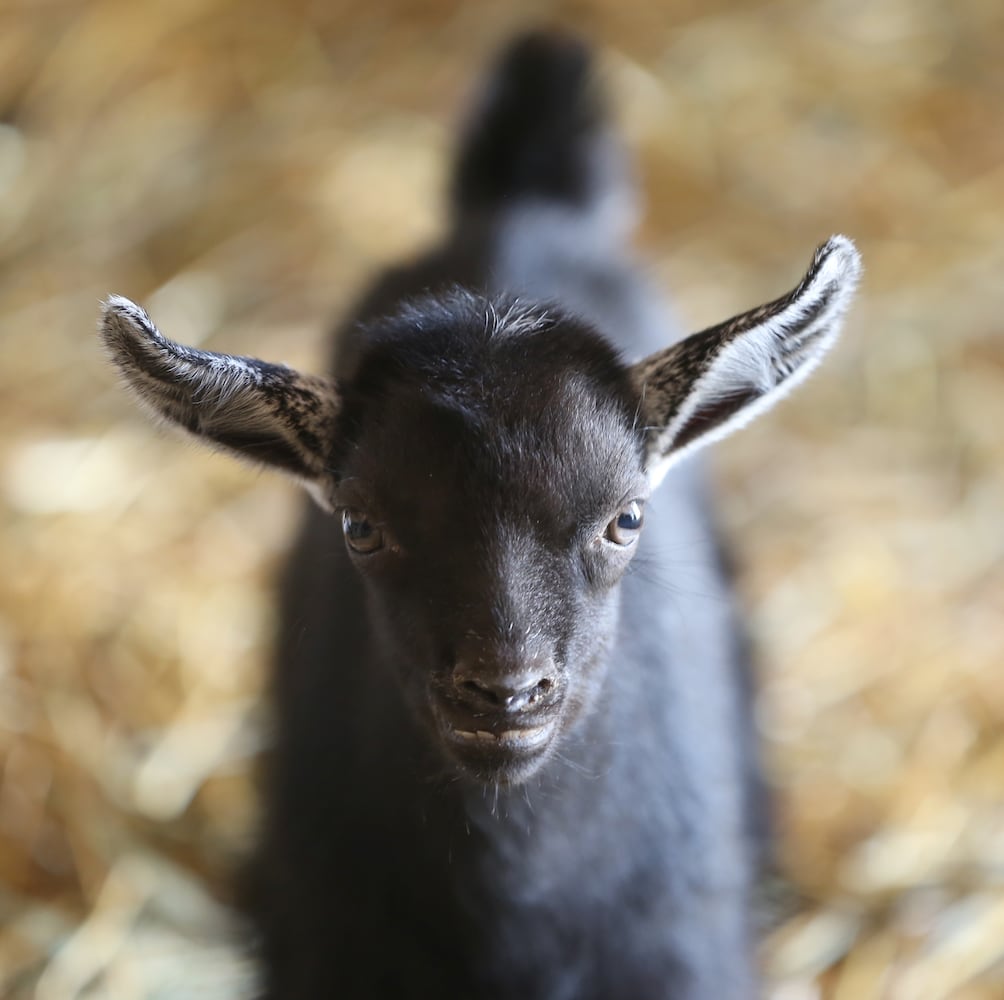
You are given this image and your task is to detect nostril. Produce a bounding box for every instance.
[461,679,501,706]
[504,675,556,711]
[454,674,557,714]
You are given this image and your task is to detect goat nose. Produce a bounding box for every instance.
[452,663,556,713]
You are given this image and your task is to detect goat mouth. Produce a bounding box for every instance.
[431,697,561,771]
[445,721,555,752]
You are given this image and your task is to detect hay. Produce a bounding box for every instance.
[2,1,1002,996]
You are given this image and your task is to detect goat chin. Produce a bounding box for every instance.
[433,701,564,785]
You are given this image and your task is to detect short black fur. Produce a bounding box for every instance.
[451,32,606,215]
[243,32,764,1000]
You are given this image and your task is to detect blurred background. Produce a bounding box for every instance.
[1,0,1002,997]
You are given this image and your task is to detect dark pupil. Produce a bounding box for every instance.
[345,514,372,539]
[617,509,641,531]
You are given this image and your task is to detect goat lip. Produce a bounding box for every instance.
[433,700,560,756]
[445,721,555,752]
[430,690,563,765]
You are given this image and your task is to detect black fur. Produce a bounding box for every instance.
[244,33,762,1000]
[451,31,609,216]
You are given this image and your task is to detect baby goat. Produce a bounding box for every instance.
[101,32,859,1000]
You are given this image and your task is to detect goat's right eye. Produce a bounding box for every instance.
[342,509,385,554]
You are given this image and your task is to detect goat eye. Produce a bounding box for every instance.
[342,509,384,554]
[604,501,644,547]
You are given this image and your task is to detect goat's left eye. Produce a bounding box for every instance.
[604,501,644,547]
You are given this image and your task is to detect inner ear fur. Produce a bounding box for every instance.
[631,235,861,483]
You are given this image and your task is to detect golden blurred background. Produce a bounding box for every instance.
[1,1,1002,997]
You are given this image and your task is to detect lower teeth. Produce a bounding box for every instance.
[452,727,546,744]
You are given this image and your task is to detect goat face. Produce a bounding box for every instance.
[100,238,861,784]
[329,297,648,782]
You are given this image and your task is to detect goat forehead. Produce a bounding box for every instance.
[346,366,645,532]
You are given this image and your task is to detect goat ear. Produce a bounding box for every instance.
[631,236,861,486]
[100,295,341,509]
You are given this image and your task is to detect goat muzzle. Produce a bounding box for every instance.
[451,660,558,715]
[430,656,564,779]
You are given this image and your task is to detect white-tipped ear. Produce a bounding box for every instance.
[631,236,861,486]
[100,295,341,507]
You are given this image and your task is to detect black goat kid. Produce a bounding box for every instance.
[101,32,859,1000]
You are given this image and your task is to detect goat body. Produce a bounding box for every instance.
[101,33,860,1000]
